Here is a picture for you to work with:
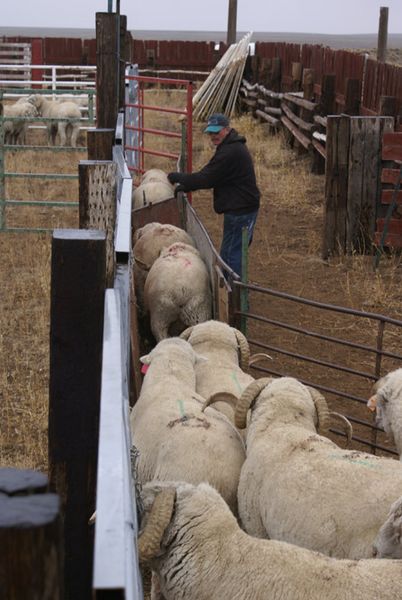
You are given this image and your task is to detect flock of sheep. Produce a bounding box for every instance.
[129,171,402,600]
[1,93,85,146]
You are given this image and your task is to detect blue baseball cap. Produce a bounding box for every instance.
[204,113,230,133]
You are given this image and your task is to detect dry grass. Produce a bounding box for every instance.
[1,86,402,475]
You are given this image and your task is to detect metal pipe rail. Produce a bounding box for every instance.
[232,279,402,456]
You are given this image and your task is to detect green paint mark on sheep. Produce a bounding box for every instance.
[178,399,186,418]
[328,454,382,470]
[231,371,242,393]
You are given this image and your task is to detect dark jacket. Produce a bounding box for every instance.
[173,129,260,215]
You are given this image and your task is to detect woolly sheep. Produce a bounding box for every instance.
[28,94,81,147]
[129,337,245,515]
[133,222,195,310]
[235,376,402,559]
[367,368,402,460]
[144,242,212,341]
[140,168,172,186]
[133,180,174,210]
[138,480,402,600]
[180,320,271,423]
[3,97,37,145]
[372,496,402,559]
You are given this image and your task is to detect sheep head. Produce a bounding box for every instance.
[372,496,402,559]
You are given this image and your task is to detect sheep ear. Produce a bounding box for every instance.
[140,353,151,365]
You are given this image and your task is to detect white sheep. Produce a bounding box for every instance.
[130,337,245,515]
[28,94,81,147]
[2,97,37,145]
[138,480,402,600]
[140,168,172,186]
[179,319,270,422]
[133,222,195,311]
[144,242,212,341]
[373,496,402,559]
[133,180,174,210]
[367,368,402,459]
[235,376,402,559]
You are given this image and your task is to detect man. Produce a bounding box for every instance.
[167,113,260,278]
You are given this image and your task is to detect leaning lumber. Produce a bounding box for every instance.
[281,115,312,149]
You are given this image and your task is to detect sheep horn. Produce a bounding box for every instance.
[232,328,250,371]
[234,378,274,429]
[330,412,353,446]
[202,392,239,413]
[307,387,330,432]
[138,488,176,562]
[249,352,272,366]
[179,326,194,341]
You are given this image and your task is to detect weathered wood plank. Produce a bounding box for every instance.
[283,93,316,112]
[281,101,316,132]
[281,115,311,149]
[256,109,279,127]
[312,139,326,158]
[323,115,350,258]
[314,114,327,128]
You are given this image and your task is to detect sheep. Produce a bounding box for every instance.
[179,319,271,423]
[129,337,245,514]
[140,168,172,186]
[367,367,402,459]
[2,97,37,145]
[143,242,212,342]
[27,94,81,147]
[133,222,195,311]
[138,480,402,600]
[234,376,402,559]
[133,180,174,210]
[372,496,402,559]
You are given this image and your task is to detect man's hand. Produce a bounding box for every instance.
[174,184,186,198]
[167,172,181,184]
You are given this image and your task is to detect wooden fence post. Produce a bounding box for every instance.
[87,129,115,160]
[318,73,336,116]
[49,229,106,600]
[0,468,62,599]
[377,6,388,63]
[323,115,350,258]
[344,78,361,115]
[96,12,120,129]
[79,160,117,287]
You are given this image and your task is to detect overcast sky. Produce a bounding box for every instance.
[3,0,402,34]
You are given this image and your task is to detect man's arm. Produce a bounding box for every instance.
[168,149,231,192]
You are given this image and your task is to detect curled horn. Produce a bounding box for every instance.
[307,387,330,433]
[234,378,274,429]
[138,488,176,562]
[179,326,194,341]
[202,392,238,413]
[249,352,273,366]
[232,328,250,371]
[330,412,353,447]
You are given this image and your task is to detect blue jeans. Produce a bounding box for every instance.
[220,210,258,278]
